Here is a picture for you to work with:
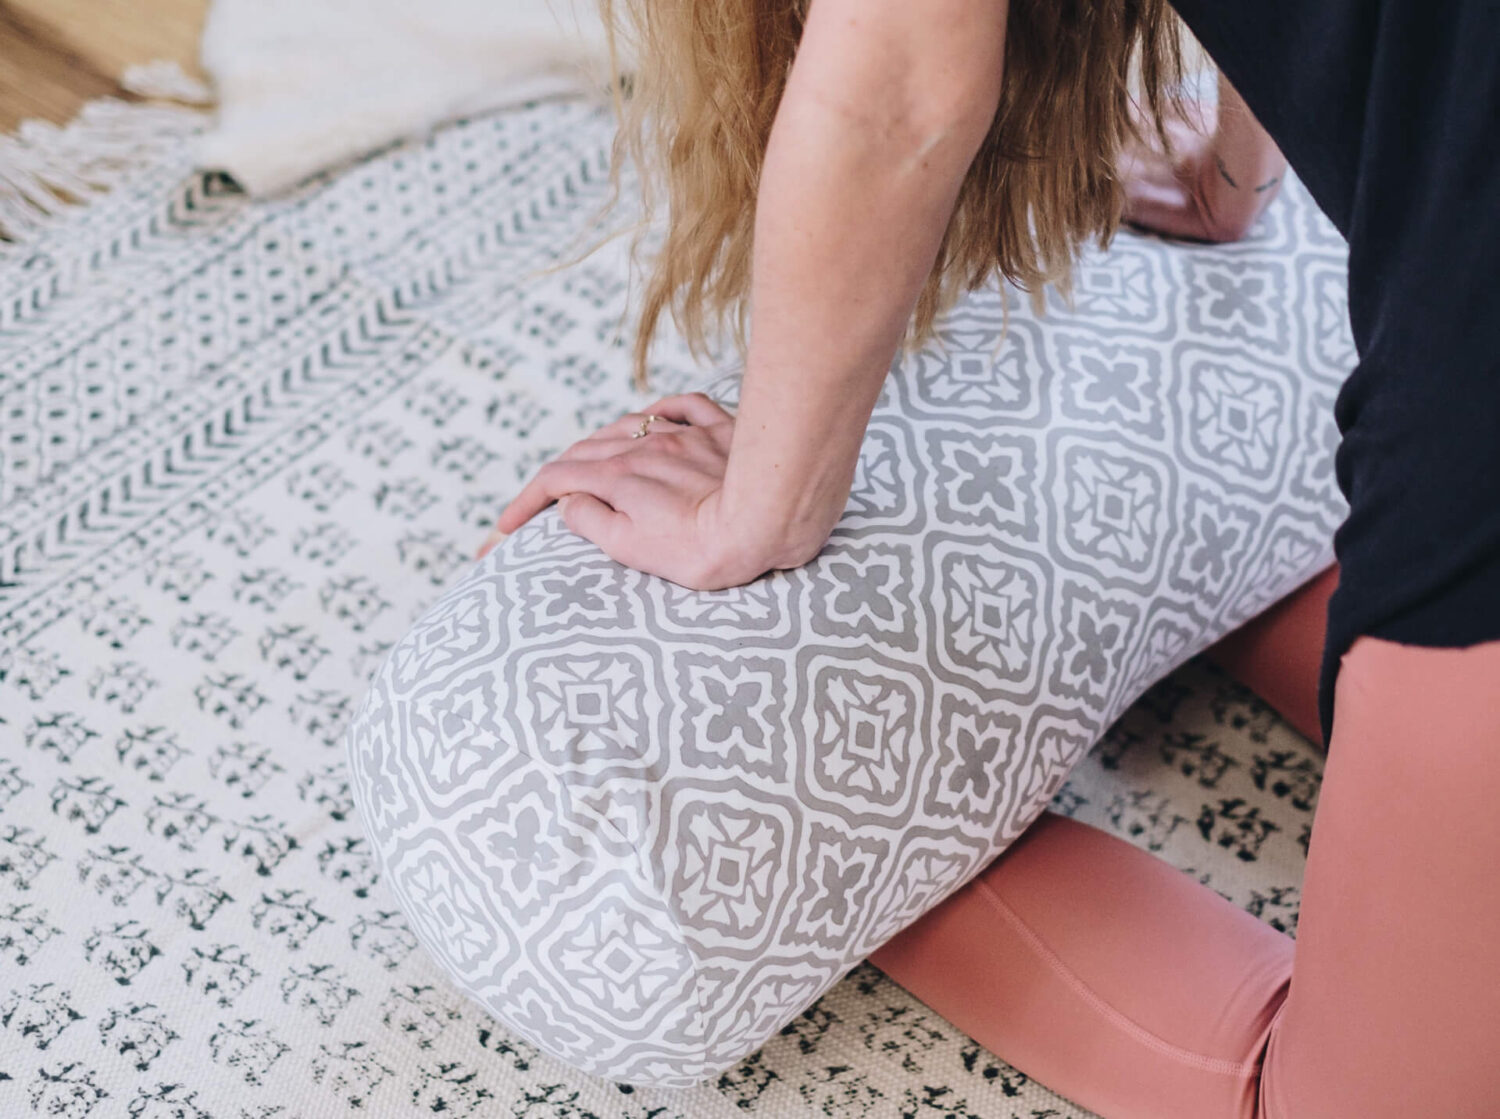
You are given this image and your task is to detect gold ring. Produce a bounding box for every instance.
[631,413,662,439]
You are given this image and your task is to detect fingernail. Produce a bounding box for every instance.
[476,530,508,560]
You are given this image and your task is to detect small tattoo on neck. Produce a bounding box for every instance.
[1254,175,1281,193]
[1215,156,1239,189]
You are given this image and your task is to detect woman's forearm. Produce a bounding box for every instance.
[720,0,1007,567]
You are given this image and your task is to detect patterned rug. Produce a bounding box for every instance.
[0,96,1324,1119]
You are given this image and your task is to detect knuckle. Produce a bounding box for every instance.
[678,563,717,592]
[680,550,742,592]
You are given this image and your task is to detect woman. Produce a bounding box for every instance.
[482,1,1500,1115]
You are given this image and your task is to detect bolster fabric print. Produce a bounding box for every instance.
[347,170,1352,1086]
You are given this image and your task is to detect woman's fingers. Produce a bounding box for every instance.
[557,492,632,560]
[576,393,726,445]
[475,526,508,561]
[646,391,731,427]
[479,456,660,560]
[590,411,689,441]
[554,436,640,462]
[493,457,628,534]
[616,451,715,494]
[482,392,733,561]
[497,423,722,531]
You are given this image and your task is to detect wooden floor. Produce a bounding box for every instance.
[0,0,207,133]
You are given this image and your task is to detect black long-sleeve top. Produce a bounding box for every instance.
[1168,0,1500,740]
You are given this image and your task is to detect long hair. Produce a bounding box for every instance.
[601,0,1182,389]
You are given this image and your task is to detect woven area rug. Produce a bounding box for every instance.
[0,96,1325,1119]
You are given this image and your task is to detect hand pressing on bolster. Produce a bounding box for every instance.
[1120,72,1287,243]
[480,0,1007,592]
[476,391,842,591]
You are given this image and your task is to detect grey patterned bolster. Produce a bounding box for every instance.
[346,176,1353,1087]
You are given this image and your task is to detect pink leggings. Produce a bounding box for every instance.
[870,568,1500,1117]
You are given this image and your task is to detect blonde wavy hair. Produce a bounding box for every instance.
[601,0,1183,389]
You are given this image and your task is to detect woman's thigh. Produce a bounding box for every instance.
[1208,565,1335,747]
[1261,635,1500,1117]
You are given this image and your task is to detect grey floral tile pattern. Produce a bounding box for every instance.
[2,97,1339,1117]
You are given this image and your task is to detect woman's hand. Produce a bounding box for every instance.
[476,392,836,591]
[478,0,1006,590]
[1120,74,1286,243]
[1120,112,1244,242]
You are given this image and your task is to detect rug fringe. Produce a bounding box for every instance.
[0,94,206,249]
[120,60,215,106]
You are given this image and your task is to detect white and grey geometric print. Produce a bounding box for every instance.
[346,143,1352,1084]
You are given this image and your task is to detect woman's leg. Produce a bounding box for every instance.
[872,810,1291,1118]
[1207,565,1337,747]
[870,636,1500,1118]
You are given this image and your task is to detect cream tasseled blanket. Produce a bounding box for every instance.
[195,0,611,195]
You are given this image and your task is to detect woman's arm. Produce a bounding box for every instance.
[490,0,1006,587]
[719,0,1007,572]
[1121,70,1286,242]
